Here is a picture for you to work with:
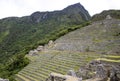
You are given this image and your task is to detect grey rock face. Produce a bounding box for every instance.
[110,66,120,81]
[76,60,120,81]
[95,64,108,81]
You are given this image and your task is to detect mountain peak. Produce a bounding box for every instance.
[63,2,91,20]
[69,2,82,7]
[63,3,84,10]
[68,2,81,6]
[30,3,91,23]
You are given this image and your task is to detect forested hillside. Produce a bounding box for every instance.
[0,3,90,80]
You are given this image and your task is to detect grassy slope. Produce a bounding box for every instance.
[16,51,101,81]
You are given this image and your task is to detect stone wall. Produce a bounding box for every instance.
[46,73,81,81]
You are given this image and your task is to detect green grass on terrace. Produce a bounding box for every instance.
[16,51,101,81]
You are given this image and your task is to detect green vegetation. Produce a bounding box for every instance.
[0,4,90,80]
[104,55,120,58]
[0,21,90,80]
[97,58,120,63]
[15,51,100,81]
[96,55,120,63]
[0,54,29,81]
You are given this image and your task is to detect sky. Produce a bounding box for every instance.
[0,0,120,19]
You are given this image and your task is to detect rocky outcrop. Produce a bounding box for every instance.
[46,63,120,81]
[95,64,108,81]
[76,60,120,81]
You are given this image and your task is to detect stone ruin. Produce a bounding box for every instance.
[76,60,120,81]
[36,45,44,51]
[28,40,55,56]
[46,40,55,49]
[46,59,120,81]
[44,40,55,50]
[48,40,54,46]
[46,72,82,81]
[67,70,77,77]
[0,78,9,81]
[28,49,38,56]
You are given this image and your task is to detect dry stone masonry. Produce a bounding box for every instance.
[46,73,82,81]
[28,49,38,56]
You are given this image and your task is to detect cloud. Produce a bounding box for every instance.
[0,0,120,19]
